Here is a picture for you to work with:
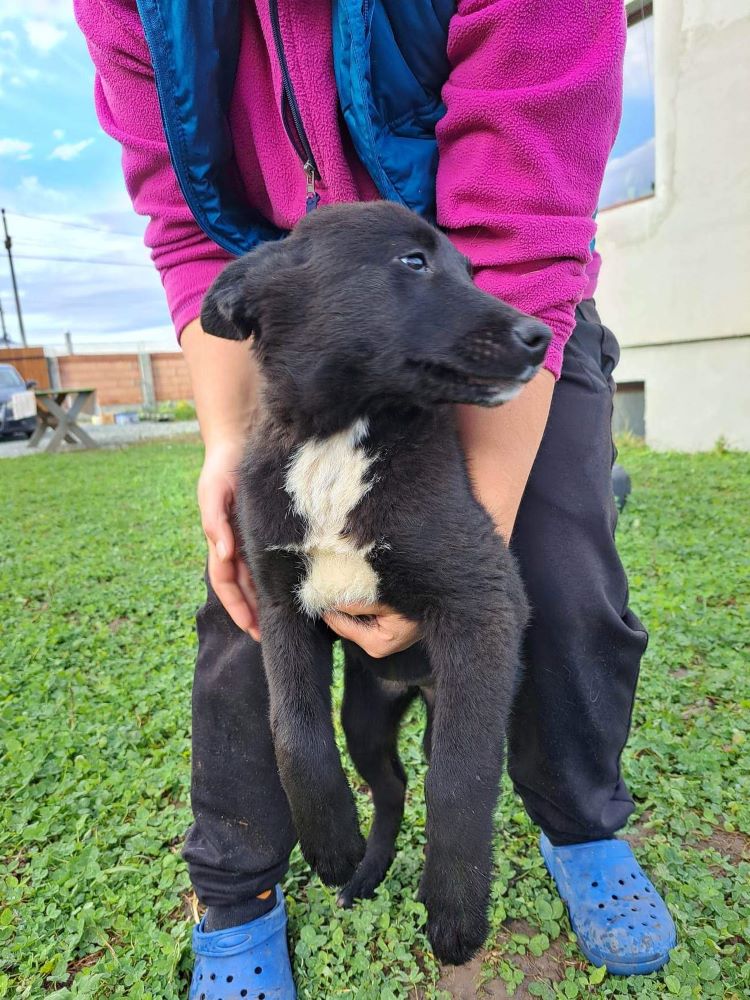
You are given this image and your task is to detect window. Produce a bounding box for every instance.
[599,2,655,210]
[0,367,24,389]
[612,381,645,439]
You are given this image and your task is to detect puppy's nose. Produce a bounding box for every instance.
[510,318,552,358]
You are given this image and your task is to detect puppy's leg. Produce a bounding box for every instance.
[337,650,416,907]
[419,611,520,966]
[421,686,435,762]
[260,605,365,886]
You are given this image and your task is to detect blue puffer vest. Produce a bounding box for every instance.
[133,0,457,256]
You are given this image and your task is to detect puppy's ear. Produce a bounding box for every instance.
[200,240,287,341]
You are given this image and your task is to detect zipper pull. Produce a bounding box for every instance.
[304,160,320,214]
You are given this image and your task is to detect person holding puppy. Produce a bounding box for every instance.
[76,0,677,994]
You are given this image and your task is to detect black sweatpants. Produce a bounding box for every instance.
[182,301,648,907]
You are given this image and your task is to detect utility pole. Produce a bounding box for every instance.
[0,294,9,346]
[1,208,27,347]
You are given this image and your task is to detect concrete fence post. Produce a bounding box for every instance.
[48,355,61,391]
[138,351,156,408]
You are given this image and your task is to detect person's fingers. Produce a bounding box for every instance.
[213,516,235,563]
[323,611,393,658]
[201,504,235,563]
[208,543,257,635]
[198,477,236,562]
[324,609,421,659]
[330,600,394,618]
[236,557,261,641]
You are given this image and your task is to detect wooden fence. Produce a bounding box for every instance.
[0,346,192,408]
[0,347,50,389]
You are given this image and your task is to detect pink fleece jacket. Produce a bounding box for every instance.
[75,0,624,378]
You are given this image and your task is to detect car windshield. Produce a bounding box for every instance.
[0,368,24,389]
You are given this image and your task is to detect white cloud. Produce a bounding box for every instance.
[52,128,65,140]
[17,174,67,205]
[0,2,73,20]
[50,138,94,162]
[24,19,66,53]
[622,16,654,100]
[599,138,655,210]
[0,137,32,157]
[0,30,17,46]
[1,205,171,349]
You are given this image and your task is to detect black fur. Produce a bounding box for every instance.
[201,202,551,965]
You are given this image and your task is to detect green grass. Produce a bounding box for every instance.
[1,439,748,999]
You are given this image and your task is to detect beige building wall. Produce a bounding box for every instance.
[595,0,750,451]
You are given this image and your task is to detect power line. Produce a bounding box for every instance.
[13,253,152,269]
[6,210,143,239]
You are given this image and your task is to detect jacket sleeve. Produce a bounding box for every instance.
[74,0,233,338]
[435,0,625,377]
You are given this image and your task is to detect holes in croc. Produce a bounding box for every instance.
[227,976,233,983]
[618,879,625,885]
[255,967,262,974]
[591,881,599,887]
[259,994,266,1000]
[598,903,605,909]
[611,894,618,900]
[241,992,248,998]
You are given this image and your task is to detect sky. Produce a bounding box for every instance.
[0,4,655,352]
[0,1,172,352]
[600,15,656,210]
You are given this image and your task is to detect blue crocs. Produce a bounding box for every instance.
[540,835,676,975]
[190,886,296,1000]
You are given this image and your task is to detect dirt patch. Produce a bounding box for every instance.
[66,949,106,979]
[624,809,654,848]
[693,828,750,866]
[52,939,120,990]
[108,616,128,633]
[437,953,513,999]
[437,920,570,999]
[1,849,28,872]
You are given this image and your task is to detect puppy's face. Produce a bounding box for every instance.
[202,203,551,422]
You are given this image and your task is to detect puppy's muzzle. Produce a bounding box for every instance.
[457,318,552,379]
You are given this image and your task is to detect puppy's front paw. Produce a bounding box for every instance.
[302,826,366,887]
[425,900,489,966]
[337,850,394,908]
[419,867,491,966]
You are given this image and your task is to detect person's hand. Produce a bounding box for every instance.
[198,440,260,640]
[323,602,422,659]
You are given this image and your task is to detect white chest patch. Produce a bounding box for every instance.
[284,418,380,617]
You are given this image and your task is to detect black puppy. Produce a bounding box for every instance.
[201,202,551,965]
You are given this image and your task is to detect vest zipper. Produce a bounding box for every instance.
[269,0,321,212]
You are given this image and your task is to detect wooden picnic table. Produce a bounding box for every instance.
[28,388,99,453]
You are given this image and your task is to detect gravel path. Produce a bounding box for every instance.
[0,420,200,459]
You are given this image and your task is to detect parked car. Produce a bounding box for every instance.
[0,364,37,438]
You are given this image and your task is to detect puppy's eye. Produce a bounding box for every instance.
[398,253,427,271]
